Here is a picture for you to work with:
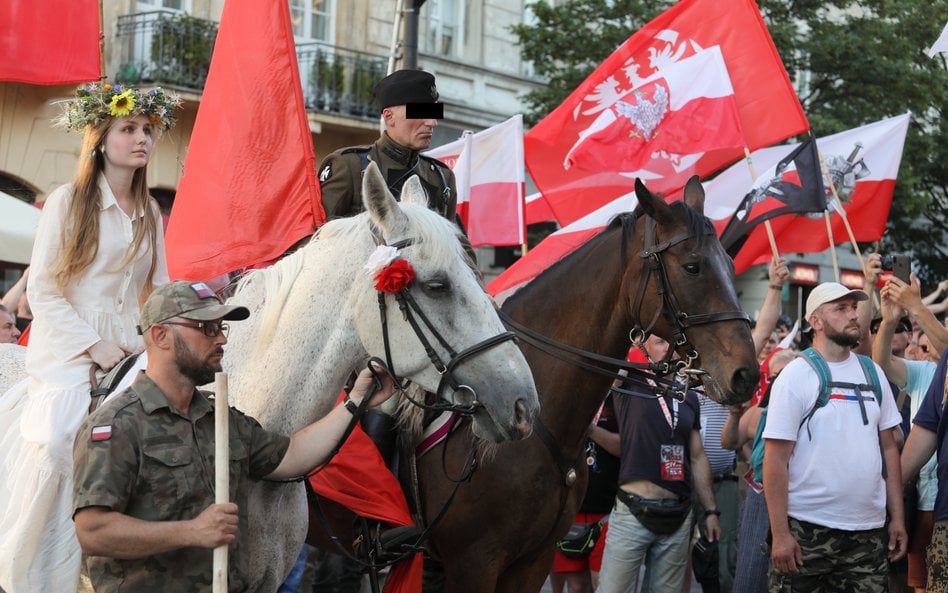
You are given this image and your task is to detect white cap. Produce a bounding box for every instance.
[805,282,868,320]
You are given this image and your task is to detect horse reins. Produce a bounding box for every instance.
[375,236,519,415]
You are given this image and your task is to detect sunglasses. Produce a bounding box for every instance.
[162,320,230,338]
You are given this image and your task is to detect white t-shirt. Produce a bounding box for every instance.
[763,352,901,530]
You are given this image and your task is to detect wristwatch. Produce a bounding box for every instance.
[704,509,721,518]
[343,394,360,415]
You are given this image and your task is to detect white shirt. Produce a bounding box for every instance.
[763,352,901,530]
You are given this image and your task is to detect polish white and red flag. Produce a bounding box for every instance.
[563,46,745,175]
[425,115,526,247]
[487,192,639,300]
[702,113,911,274]
[526,0,808,227]
[525,192,556,225]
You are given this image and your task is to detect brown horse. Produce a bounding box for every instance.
[408,176,760,592]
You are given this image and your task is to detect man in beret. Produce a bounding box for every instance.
[317,68,458,224]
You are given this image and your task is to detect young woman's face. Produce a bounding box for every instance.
[102,115,155,171]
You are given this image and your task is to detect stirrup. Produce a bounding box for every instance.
[354,521,425,564]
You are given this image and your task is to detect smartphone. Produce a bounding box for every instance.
[884,254,912,283]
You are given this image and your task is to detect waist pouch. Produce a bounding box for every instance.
[616,489,691,535]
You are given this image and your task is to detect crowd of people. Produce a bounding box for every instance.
[3,66,948,593]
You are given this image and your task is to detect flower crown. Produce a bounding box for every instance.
[56,82,182,132]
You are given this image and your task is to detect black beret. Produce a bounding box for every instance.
[373,69,440,112]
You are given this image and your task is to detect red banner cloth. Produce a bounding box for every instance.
[165,0,322,281]
[309,394,422,593]
[526,0,808,228]
[0,0,100,84]
[702,114,910,274]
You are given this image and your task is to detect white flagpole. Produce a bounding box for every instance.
[213,372,229,593]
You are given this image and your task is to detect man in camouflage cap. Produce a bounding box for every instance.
[72,280,393,592]
[317,68,458,224]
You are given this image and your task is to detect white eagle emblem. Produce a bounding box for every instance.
[613,85,669,142]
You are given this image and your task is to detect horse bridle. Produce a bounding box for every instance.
[375,236,519,415]
[630,214,751,374]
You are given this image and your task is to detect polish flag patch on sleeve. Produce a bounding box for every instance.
[91,425,112,441]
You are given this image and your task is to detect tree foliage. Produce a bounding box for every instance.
[512,0,948,282]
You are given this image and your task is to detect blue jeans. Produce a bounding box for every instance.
[597,497,693,593]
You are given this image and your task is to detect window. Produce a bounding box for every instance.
[424,0,462,57]
[289,0,333,43]
[136,0,187,12]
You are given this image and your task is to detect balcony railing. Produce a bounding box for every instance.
[113,12,386,121]
[296,43,386,120]
[115,11,218,90]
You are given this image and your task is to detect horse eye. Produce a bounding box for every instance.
[683,262,700,275]
[424,280,449,294]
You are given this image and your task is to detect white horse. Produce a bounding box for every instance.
[219,161,539,591]
[0,162,539,593]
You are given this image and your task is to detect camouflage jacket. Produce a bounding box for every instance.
[317,132,458,223]
[73,372,290,593]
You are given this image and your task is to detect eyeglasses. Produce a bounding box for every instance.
[162,320,229,338]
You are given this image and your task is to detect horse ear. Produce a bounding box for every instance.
[400,175,429,208]
[362,160,408,230]
[682,175,705,215]
[635,178,673,225]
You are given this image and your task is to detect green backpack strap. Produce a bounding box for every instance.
[798,348,883,439]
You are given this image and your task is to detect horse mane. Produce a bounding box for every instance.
[233,204,472,353]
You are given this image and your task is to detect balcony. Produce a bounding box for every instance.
[113,12,386,121]
[114,11,217,90]
[296,43,386,120]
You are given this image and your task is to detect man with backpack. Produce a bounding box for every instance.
[763,282,908,593]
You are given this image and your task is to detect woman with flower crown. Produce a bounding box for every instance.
[0,83,179,593]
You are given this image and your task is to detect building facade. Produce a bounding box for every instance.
[0,0,544,288]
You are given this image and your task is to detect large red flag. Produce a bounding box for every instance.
[425,115,526,246]
[564,47,745,174]
[165,0,322,281]
[702,113,911,274]
[488,192,639,299]
[526,0,807,227]
[0,0,100,84]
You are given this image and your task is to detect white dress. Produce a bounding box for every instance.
[0,175,169,593]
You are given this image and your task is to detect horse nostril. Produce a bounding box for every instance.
[514,399,532,436]
[731,366,760,399]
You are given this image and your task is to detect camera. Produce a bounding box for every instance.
[880,254,911,283]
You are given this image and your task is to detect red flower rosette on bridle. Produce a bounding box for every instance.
[374,258,415,293]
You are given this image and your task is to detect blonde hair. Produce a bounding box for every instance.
[51,118,159,303]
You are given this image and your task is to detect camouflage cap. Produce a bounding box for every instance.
[137,281,249,334]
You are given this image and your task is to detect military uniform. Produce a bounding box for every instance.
[318,132,458,223]
[73,372,290,593]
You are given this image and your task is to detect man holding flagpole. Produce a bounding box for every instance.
[71,281,394,592]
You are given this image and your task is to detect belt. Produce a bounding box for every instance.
[713,473,738,483]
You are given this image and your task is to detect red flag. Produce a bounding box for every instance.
[703,113,911,274]
[309,394,422,593]
[0,0,100,84]
[526,0,807,227]
[564,47,745,174]
[165,0,322,281]
[488,192,639,299]
[425,115,526,246]
[524,192,556,225]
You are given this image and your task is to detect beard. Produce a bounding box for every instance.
[173,333,222,386]
[824,324,860,349]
